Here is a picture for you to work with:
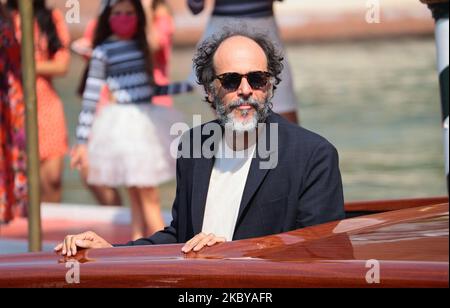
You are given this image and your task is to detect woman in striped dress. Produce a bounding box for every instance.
[71,0,187,240]
[71,0,177,207]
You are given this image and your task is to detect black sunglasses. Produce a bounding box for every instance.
[215,71,272,91]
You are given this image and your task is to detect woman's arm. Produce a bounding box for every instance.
[148,5,174,53]
[76,47,107,144]
[36,60,69,76]
[36,9,71,76]
[71,19,97,59]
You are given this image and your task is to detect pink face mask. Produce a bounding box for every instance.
[109,14,138,39]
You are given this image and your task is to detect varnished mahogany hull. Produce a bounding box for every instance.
[0,198,448,288]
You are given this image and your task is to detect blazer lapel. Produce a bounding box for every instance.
[235,115,279,226]
[236,155,271,224]
[191,157,214,235]
[191,122,222,235]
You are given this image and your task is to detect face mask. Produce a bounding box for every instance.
[109,14,138,39]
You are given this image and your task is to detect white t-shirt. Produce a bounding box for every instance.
[201,138,256,241]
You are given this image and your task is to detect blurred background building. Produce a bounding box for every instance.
[50,0,435,44]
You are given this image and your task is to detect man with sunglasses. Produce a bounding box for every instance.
[55,31,345,257]
[187,0,300,124]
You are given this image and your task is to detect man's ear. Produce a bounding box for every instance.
[206,82,216,103]
[267,78,276,99]
[207,91,215,103]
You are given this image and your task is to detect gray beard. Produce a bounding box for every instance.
[214,96,272,132]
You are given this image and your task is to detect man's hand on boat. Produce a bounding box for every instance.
[182,232,227,253]
[54,231,113,256]
[55,231,227,256]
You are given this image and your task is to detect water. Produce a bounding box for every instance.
[54,38,447,209]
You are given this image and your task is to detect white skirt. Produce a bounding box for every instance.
[87,104,184,187]
[188,15,299,114]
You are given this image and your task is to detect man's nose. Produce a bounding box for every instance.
[237,77,253,98]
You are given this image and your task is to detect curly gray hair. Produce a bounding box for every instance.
[193,28,284,107]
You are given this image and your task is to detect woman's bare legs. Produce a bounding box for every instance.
[128,187,145,240]
[80,166,122,206]
[40,157,64,203]
[128,187,165,240]
[137,187,165,236]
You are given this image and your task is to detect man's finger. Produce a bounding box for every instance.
[62,236,72,256]
[207,236,226,247]
[67,236,76,257]
[182,234,201,251]
[189,234,207,246]
[75,239,93,248]
[185,233,204,246]
[84,232,97,242]
[181,240,197,253]
[70,236,78,256]
[193,234,215,252]
[54,243,63,251]
[63,235,72,256]
[74,232,97,249]
[182,233,206,253]
[206,239,217,246]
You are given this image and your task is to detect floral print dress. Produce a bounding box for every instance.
[0,16,28,224]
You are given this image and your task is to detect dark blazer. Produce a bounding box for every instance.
[122,112,345,246]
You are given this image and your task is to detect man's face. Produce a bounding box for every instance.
[210,36,273,132]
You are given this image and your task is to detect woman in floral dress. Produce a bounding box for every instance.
[0,3,28,224]
[7,0,70,203]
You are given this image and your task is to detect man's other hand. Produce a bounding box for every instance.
[54,231,113,256]
[182,233,226,253]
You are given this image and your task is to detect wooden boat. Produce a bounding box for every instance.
[0,197,447,288]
